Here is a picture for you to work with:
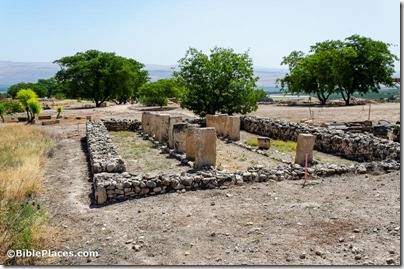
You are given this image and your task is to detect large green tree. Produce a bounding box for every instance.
[173,47,263,117]
[138,79,184,108]
[54,50,149,107]
[279,35,398,106]
[7,82,48,98]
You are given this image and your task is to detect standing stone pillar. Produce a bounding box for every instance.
[156,114,170,143]
[217,114,229,136]
[294,133,316,166]
[172,123,188,153]
[152,114,160,140]
[257,137,270,149]
[141,112,152,135]
[168,116,182,148]
[186,124,199,160]
[194,127,216,169]
[226,115,240,140]
[206,114,215,129]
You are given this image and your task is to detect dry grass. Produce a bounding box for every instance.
[0,124,55,265]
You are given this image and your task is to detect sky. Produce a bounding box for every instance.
[0,0,400,69]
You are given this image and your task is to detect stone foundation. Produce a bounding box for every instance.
[86,121,127,174]
[241,116,400,163]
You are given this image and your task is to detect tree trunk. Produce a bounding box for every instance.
[340,89,351,106]
[0,114,4,123]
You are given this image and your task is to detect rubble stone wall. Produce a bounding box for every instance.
[240,116,400,163]
[86,121,127,174]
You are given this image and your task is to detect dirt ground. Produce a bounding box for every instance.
[21,102,400,265]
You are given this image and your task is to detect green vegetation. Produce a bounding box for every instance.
[16,89,40,123]
[54,50,149,107]
[0,125,53,264]
[138,79,183,108]
[271,140,296,153]
[174,47,265,117]
[56,106,63,118]
[279,35,398,105]
[0,103,4,122]
[245,137,258,147]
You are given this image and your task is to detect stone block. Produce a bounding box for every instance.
[194,127,216,169]
[95,185,107,205]
[38,115,51,120]
[294,133,316,166]
[172,123,188,153]
[156,114,170,143]
[42,120,54,126]
[226,116,240,140]
[217,114,229,136]
[149,113,159,139]
[168,116,182,148]
[186,124,199,160]
[141,112,152,135]
[257,137,270,149]
[86,115,92,120]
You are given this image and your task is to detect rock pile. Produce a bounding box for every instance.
[86,121,127,174]
[240,116,400,163]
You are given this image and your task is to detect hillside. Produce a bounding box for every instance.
[0,61,289,88]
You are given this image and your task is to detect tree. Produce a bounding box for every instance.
[54,50,149,107]
[7,82,47,98]
[16,89,38,122]
[27,99,41,122]
[173,47,262,117]
[138,79,184,108]
[279,50,337,105]
[56,106,62,118]
[279,35,398,106]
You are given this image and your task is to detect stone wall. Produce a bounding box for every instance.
[102,118,142,132]
[240,116,400,163]
[89,117,400,205]
[86,121,127,174]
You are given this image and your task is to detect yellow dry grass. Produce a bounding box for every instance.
[0,124,55,265]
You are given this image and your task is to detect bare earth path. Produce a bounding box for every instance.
[33,103,400,265]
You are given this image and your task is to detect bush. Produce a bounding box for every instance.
[54,93,66,100]
[139,96,168,107]
[2,100,24,114]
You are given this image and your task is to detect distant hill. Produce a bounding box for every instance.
[0,61,399,90]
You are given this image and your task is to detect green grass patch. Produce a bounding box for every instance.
[244,137,258,147]
[271,140,296,153]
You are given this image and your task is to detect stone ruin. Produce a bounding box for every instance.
[85,113,400,205]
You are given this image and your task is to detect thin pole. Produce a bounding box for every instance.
[368,104,371,121]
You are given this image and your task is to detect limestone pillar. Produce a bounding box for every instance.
[186,124,199,160]
[226,115,240,140]
[217,114,229,136]
[172,123,188,153]
[294,133,316,166]
[257,136,270,149]
[168,116,182,148]
[194,127,216,169]
[156,114,170,143]
[141,112,152,135]
[152,114,160,139]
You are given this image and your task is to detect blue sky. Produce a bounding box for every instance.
[0,0,400,69]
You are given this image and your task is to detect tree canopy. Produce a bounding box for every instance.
[138,79,184,108]
[54,50,149,107]
[8,82,48,98]
[279,35,398,105]
[173,47,263,117]
[16,89,39,123]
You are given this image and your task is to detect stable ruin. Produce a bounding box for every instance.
[86,113,400,205]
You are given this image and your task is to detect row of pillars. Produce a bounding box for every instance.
[206,114,240,141]
[141,112,216,169]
